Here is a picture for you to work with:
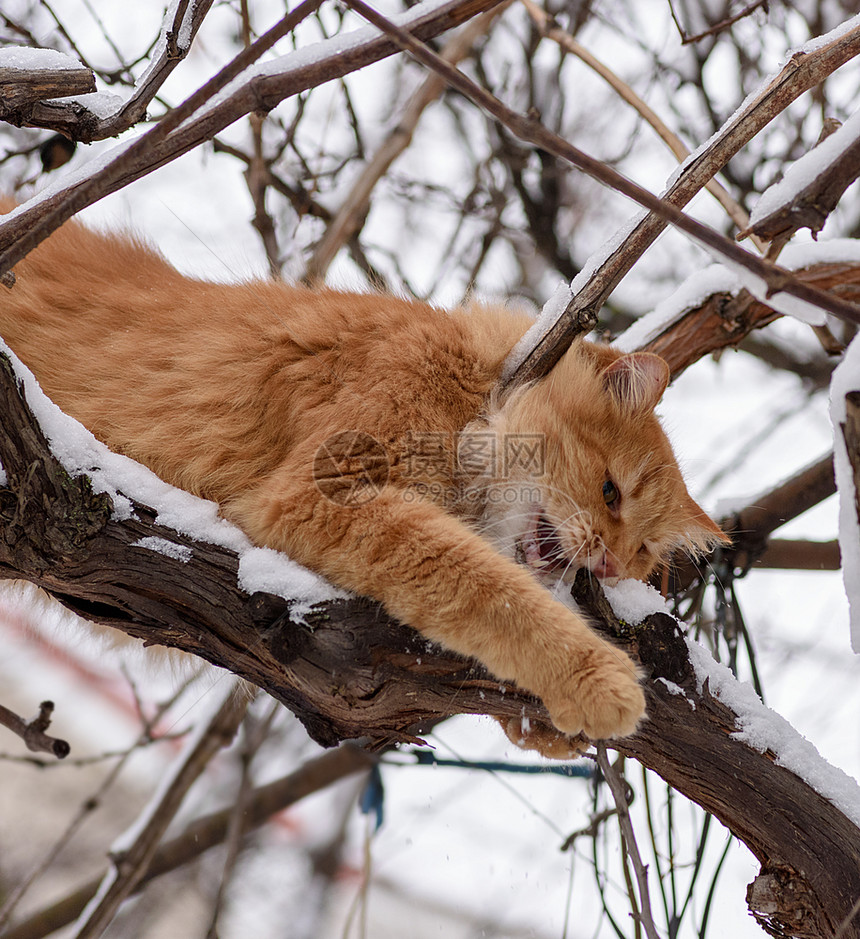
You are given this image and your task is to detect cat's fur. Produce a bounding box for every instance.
[0,200,725,746]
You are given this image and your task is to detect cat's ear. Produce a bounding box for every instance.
[678,495,731,554]
[602,353,670,413]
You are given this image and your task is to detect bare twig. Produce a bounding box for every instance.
[203,692,270,939]
[305,0,514,281]
[596,745,662,939]
[670,0,770,45]
[5,745,375,939]
[72,684,250,939]
[520,0,765,252]
[0,700,68,758]
[239,0,282,278]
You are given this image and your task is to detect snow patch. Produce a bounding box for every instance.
[47,91,124,119]
[686,638,860,827]
[614,265,739,351]
[603,578,670,623]
[132,537,193,564]
[830,332,860,653]
[655,676,695,708]
[0,47,84,71]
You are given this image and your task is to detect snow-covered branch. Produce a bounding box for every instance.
[0,0,504,280]
[0,338,858,934]
[499,17,860,388]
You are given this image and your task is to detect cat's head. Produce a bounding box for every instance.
[468,340,727,585]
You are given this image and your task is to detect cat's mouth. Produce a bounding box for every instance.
[519,512,572,579]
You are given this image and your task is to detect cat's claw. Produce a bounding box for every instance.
[500,716,590,760]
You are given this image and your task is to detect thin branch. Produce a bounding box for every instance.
[0,700,69,758]
[755,539,840,571]
[4,746,375,939]
[520,0,765,252]
[596,746,662,939]
[667,454,836,592]
[674,0,770,45]
[72,684,250,939]
[305,0,514,281]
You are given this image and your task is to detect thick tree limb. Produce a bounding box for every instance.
[0,345,859,935]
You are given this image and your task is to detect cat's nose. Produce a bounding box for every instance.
[591,551,620,581]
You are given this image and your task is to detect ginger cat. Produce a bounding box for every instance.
[0,200,724,748]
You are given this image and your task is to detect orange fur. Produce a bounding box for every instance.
[0,200,725,744]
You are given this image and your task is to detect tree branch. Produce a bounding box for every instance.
[0,700,69,759]
[639,261,860,378]
[0,0,506,280]
[741,119,860,244]
[500,19,860,387]
[0,343,858,934]
[73,687,249,939]
[0,61,95,118]
[4,745,375,939]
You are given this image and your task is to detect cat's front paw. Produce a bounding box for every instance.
[542,643,645,741]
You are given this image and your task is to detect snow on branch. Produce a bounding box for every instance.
[499,17,860,387]
[0,0,504,281]
[742,108,860,245]
[0,47,96,127]
[832,335,860,653]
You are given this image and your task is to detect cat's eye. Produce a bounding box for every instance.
[602,478,620,507]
